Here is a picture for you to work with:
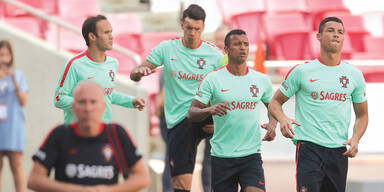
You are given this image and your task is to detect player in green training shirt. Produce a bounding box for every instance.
[130,5,223,192]
[269,17,368,192]
[188,29,277,192]
[54,15,146,124]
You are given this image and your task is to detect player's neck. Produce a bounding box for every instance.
[182,38,201,49]
[86,47,107,63]
[77,122,102,137]
[227,62,248,76]
[319,52,341,66]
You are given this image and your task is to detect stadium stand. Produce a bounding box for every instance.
[264,13,312,60]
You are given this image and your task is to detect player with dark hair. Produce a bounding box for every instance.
[268,17,368,192]
[130,4,223,192]
[54,14,145,124]
[188,29,276,192]
[28,81,151,191]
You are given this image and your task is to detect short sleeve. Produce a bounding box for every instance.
[16,70,28,92]
[351,70,367,103]
[195,75,213,105]
[146,41,168,67]
[279,65,302,98]
[115,125,142,168]
[261,76,273,103]
[32,126,61,172]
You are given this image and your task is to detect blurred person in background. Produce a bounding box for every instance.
[0,40,28,192]
[28,81,150,192]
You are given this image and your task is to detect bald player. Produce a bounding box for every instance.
[28,81,150,192]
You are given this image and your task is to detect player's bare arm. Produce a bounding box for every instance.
[28,162,93,192]
[268,90,301,139]
[261,102,278,141]
[130,60,157,82]
[343,101,368,158]
[188,100,231,122]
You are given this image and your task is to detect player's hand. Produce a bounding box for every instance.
[261,123,276,141]
[202,124,214,134]
[133,97,146,111]
[133,66,156,78]
[209,101,231,116]
[343,138,359,158]
[279,117,300,139]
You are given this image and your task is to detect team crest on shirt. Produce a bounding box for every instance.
[102,144,113,162]
[311,91,318,100]
[109,70,115,82]
[197,58,206,69]
[300,186,308,192]
[250,85,259,97]
[339,76,349,88]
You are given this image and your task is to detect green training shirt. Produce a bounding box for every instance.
[54,51,134,124]
[147,37,223,128]
[280,58,367,148]
[195,66,273,158]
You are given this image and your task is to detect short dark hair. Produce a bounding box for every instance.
[82,15,107,46]
[318,17,344,33]
[0,40,14,67]
[181,4,206,23]
[224,29,247,46]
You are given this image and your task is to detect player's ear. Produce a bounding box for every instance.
[89,32,97,42]
[316,32,321,41]
[224,45,229,55]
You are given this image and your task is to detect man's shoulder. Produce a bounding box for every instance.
[201,41,223,55]
[66,52,87,64]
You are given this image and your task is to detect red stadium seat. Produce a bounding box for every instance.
[351,36,384,60]
[4,16,42,38]
[58,0,99,19]
[265,13,312,60]
[1,0,57,17]
[266,0,311,27]
[114,33,143,55]
[141,32,179,58]
[45,17,86,52]
[309,31,353,59]
[363,36,384,54]
[229,11,266,53]
[107,50,137,75]
[357,66,384,83]
[306,0,350,30]
[107,14,142,35]
[218,0,265,25]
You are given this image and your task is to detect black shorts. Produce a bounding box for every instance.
[296,141,348,192]
[167,117,213,177]
[212,153,265,192]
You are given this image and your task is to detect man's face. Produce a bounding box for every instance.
[317,21,344,53]
[72,84,106,127]
[225,34,249,64]
[0,47,12,65]
[94,19,113,51]
[181,17,204,45]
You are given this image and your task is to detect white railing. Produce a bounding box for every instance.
[2,0,142,66]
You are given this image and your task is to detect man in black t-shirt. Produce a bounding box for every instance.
[27,81,151,191]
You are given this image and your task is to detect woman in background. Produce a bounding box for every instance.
[0,40,28,192]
